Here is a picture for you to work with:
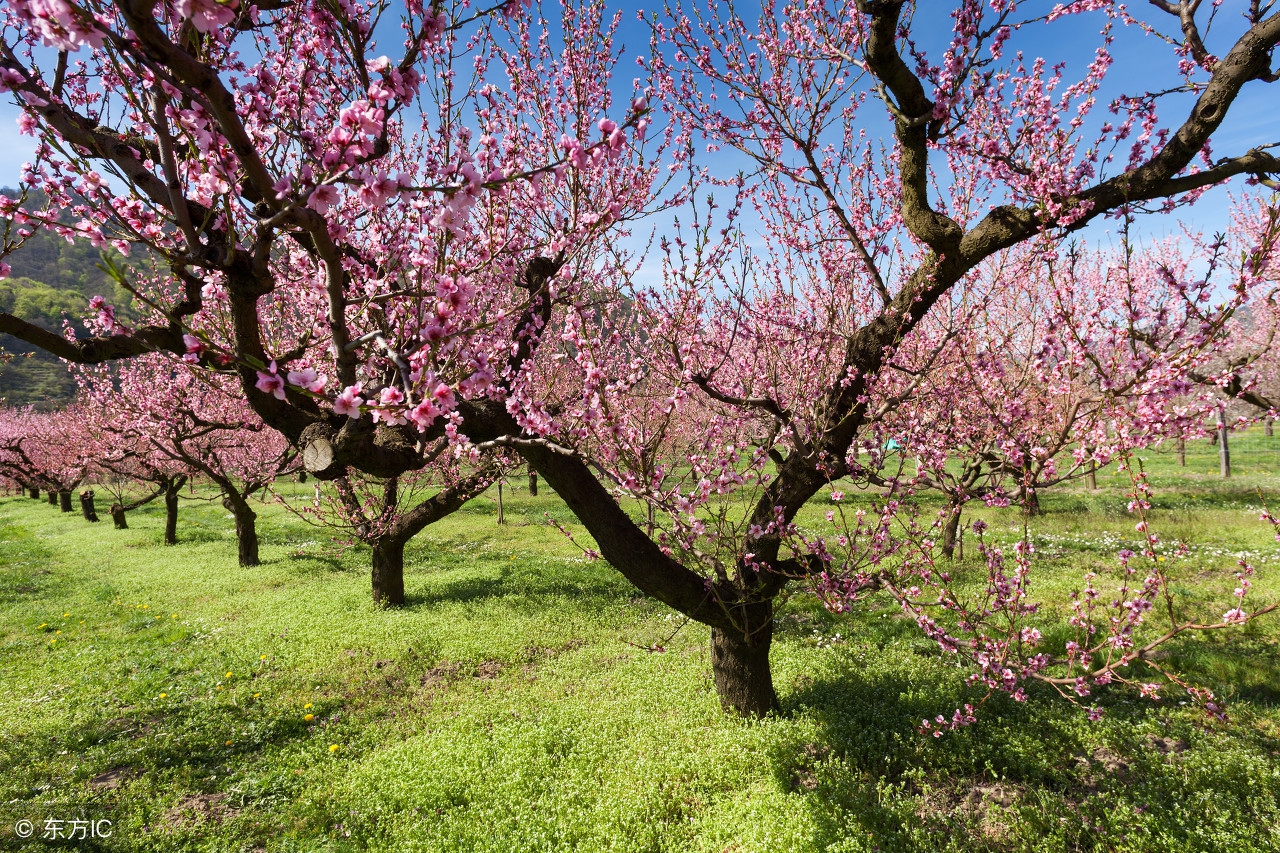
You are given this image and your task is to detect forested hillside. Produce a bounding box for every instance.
[0,188,134,405]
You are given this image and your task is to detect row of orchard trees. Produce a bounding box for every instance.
[0,360,296,564]
[2,0,1280,723]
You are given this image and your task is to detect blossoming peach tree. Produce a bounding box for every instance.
[77,355,298,564]
[898,207,1278,558]
[0,0,669,593]
[1,0,1279,719]
[500,0,1280,718]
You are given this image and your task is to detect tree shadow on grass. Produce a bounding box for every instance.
[1155,634,1280,708]
[403,562,631,613]
[768,645,1280,852]
[0,699,324,844]
[280,552,352,576]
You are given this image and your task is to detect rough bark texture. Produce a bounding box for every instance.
[47,491,56,505]
[940,504,963,561]
[711,617,779,718]
[79,489,99,522]
[223,495,260,567]
[371,536,406,607]
[28,487,39,500]
[163,482,180,545]
[1219,418,1232,478]
[58,490,72,512]
[528,468,538,497]
[109,503,128,529]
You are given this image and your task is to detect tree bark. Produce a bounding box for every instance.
[163,480,181,545]
[371,535,406,607]
[1218,408,1231,479]
[1177,438,1186,467]
[1267,418,1274,438]
[528,467,538,497]
[711,615,779,718]
[1019,483,1041,516]
[79,489,99,522]
[47,490,57,505]
[940,503,963,560]
[58,490,73,512]
[28,486,40,500]
[109,503,128,529]
[496,480,505,525]
[223,495,260,567]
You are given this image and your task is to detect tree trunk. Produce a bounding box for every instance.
[496,481,505,525]
[164,483,180,545]
[1267,418,1274,438]
[109,503,128,529]
[371,535,406,607]
[1019,483,1041,516]
[1176,438,1186,467]
[58,490,73,513]
[1217,408,1231,479]
[1085,448,1097,490]
[223,495,260,567]
[79,489,99,522]
[528,467,538,497]
[710,609,779,718]
[940,503,963,560]
[47,490,57,505]
[28,486,40,500]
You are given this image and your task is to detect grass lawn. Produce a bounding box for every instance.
[1,446,1279,852]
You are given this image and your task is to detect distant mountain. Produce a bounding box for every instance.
[0,188,137,406]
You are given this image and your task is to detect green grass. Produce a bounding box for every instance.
[1,465,1278,852]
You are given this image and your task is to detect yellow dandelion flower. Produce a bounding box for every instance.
[225,740,233,746]
[329,744,340,753]
[225,671,233,678]
[260,654,268,660]
[62,612,69,617]
[217,685,224,691]
[253,692,260,698]
[55,630,61,635]
[38,623,47,629]
[304,702,313,709]
[304,713,315,722]
[159,693,167,699]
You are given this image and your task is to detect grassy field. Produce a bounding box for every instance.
[1,444,1279,852]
